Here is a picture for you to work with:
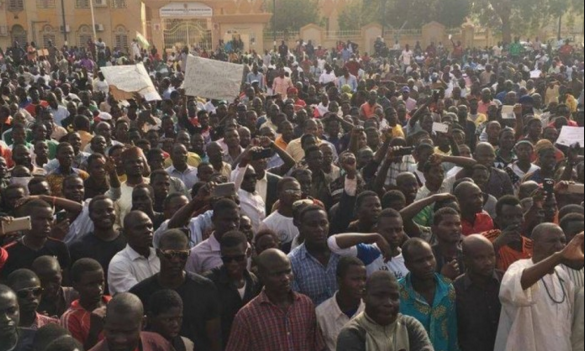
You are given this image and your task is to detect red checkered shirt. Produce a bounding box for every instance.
[226,290,325,351]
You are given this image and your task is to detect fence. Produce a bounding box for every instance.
[262,22,494,54]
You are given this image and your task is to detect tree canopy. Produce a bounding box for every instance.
[270,0,323,32]
[471,0,583,43]
[338,0,471,31]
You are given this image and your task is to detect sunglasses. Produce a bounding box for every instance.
[221,255,247,264]
[159,250,190,261]
[16,287,43,299]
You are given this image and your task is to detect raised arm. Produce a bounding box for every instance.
[167,183,214,229]
[521,233,584,290]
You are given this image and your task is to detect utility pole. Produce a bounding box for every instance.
[61,0,67,43]
[272,0,276,47]
[90,0,97,40]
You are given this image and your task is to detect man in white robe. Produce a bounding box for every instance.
[495,223,584,351]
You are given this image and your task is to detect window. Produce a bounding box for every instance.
[7,0,24,11]
[112,0,125,8]
[76,0,89,8]
[36,0,55,8]
[93,0,108,7]
[114,26,128,50]
[11,25,27,46]
[43,34,56,48]
[78,25,92,48]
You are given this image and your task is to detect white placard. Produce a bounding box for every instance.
[100,63,161,101]
[433,122,450,134]
[183,55,244,101]
[556,126,584,147]
[502,105,515,119]
[530,70,542,79]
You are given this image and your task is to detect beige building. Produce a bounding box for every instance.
[0,0,276,53]
[0,0,143,50]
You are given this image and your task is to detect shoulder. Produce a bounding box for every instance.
[337,320,367,347]
[46,237,68,250]
[185,271,215,289]
[129,275,157,295]
[141,332,175,350]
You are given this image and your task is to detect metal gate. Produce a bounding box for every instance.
[163,19,212,51]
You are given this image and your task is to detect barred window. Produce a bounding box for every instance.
[7,0,24,11]
[76,0,89,9]
[112,0,125,8]
[36,0,55,8]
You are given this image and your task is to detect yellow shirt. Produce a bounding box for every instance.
[164,152,202,168]
[469,113,488,127]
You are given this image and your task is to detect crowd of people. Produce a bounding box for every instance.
[0,27,583,351]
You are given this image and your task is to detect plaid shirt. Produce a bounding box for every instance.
[385,155,417,186]
[225,291,325,351]
[289,244,341,306]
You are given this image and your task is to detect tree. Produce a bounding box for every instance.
[338,0,470,31]
[471,0,579,43]
[439,0,472,28]
[338,0,381,31]
[270,0,322,32]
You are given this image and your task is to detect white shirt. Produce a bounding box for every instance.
[573,288,584,351]
[260,211,299,245]
[328,237,409,279]
[153,210,213,249]
[107,178,150,228]
[186,233,222,274]
[319,71,337,85]
[233,166,266,232]
[166,165,199,190]
[108,245,160,295]
[495,259,575,351]
[401,50,413,66]
[316,292,365,351]
[48,105,70,127]
[63,200,94,246]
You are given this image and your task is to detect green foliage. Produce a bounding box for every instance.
[471,0,581,42]
[338,0,470,31]
[270,0,323,32]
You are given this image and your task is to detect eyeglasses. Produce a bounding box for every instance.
[221,255,247,264]
[159,250,190,261]
[16,287,43,299]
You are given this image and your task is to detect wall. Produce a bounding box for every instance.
[263,22,495,54]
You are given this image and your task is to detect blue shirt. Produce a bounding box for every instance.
[399,273,460,351]
[288,244,340,306]
[337,75,358,92]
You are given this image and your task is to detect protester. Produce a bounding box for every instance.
[337,270,434,351]
[0,21,583,351]
[495,224,583,351]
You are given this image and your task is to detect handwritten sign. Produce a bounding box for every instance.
[100,63,161,101]
[183,55,244,101]
[556,126,584,147]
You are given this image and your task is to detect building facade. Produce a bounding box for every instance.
[0,0,274,53]
[0,0,143,50]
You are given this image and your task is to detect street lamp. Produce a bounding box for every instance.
[273,0,276,46]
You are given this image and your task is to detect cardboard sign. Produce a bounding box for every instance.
[183,55,244,101]
[100,63,161,101]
